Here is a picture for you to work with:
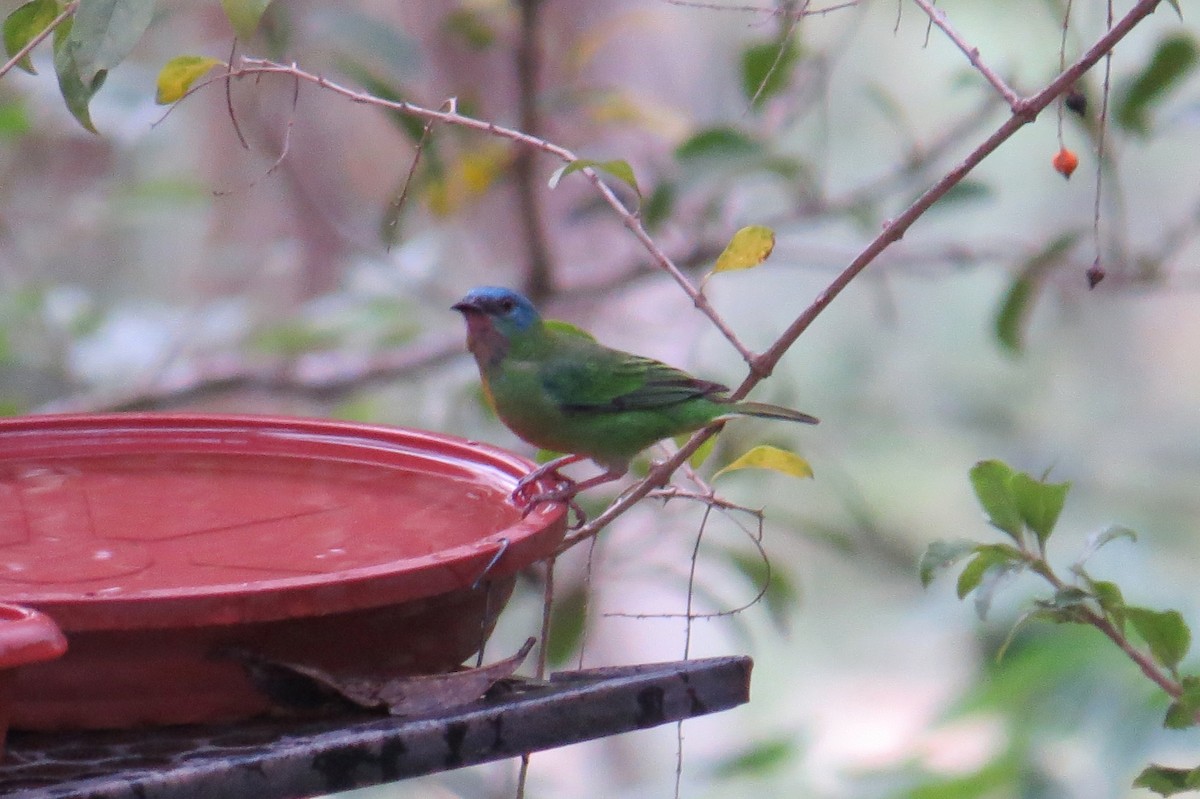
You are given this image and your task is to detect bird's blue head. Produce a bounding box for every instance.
[453,286,543,366]
[452,286,541,337]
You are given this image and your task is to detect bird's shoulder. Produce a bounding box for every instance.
[538,326,727,412]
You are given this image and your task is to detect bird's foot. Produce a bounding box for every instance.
[510,454,583,507]
[511,470,572,506]
[517,484,588,528]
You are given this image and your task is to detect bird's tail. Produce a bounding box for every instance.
[724,400,819,425]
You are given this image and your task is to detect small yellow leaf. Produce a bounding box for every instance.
[713,225,775,274]
[155,55,223,105]
[713,444,813,481]
[674,433,717,469]
[426,144,509,216]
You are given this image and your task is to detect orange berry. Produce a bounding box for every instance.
[1052,147,1078,179]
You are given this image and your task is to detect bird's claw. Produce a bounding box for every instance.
[512,475,588,528]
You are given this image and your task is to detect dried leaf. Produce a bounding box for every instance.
[233,638,536,717]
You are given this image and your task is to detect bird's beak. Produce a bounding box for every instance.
[452,299,481,314]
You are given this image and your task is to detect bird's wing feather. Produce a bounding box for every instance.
[540,332,727,414]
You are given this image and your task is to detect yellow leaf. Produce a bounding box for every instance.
[674,433,717,469]
[459,145,509,193]
[713,225,776,274]
[425,144,510,217]
[713,444,813,481]
[155,55,223,105]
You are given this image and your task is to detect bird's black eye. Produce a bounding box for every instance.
[497,298,515,313]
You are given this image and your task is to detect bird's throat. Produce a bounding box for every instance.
[463,313,510,369]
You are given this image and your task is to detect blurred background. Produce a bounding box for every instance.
[2,0,1199,796]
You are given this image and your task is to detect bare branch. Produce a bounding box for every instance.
[911,0,1023,110]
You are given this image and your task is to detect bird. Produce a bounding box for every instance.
[452,286,818,512]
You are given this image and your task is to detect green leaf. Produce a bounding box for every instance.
[154,55,222,104]
[994,273,1035,354]
[713,444,813,481]
[1074,524,1137,571]
[674,432,716,469]
[1032,586,1091,624]
[710,225,775,275]
[545,580,588,667]
[1126,606,1192,671]
[1164,678,1200,729]
[307,10,422,84]
[249,320,340,356]
[675,126,762,162]
[1088,579,1127,631]
[1010,472,1070,549]
[969,460,1023,541]
[932,179,992,210]
[221,0,273,39]
[548,158,640,197]
[443,8,495,50]
[919,538,978,588]
[972,555,1020,620]
[641,181,675,231]
[727,549,797,633]
[1116,33,1198,134]
[66,0,155,85]
[3,0,59,75]
[994,233,1078,353]
[713,736,795,778]
[53,19,106,134]
[956,543,1023,602]
[740,36,798,105]
[1133,764,1200,796]
[0,98,30,137]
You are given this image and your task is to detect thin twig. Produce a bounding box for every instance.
[516,553,556,799]
[225,38,249,150]
[673,502,711,799]
[0,0,79,81]
[662,0,859,18]
[384,112,439,250]
[1092,0,1115,271]
[910,0,1022,110]
[745,6,802,110]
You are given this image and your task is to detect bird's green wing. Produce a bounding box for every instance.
[540,332,726,414]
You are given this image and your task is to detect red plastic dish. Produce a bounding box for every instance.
[0,414,566,729]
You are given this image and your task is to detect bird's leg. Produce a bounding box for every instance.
[518,465,628,519]
[512,453,584,505]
